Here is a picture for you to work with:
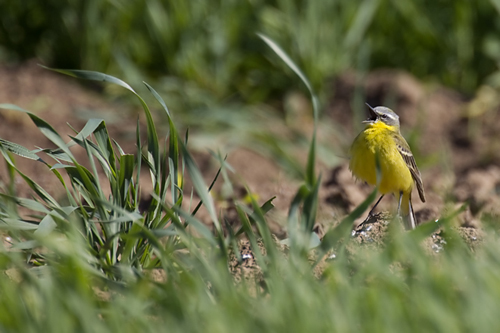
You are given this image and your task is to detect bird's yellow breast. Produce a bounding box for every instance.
[349,122,413,195]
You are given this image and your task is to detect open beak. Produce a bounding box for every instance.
[362,103,378,123]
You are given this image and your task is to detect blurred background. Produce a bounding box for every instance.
[4,3,500,330]
[3,0,500,96]
[2,0,500,227]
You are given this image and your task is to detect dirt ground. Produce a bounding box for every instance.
[324,70,500,228]
[1,62,500,250]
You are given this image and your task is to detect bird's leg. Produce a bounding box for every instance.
[368,195,385,217]
[358,195,385,229]
[397,191,403,216]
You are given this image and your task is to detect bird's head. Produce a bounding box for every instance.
[362,104,400,128]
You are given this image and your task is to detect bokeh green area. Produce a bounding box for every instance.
[5,0,500,171]
[3,2,500,332]
[3,0,500,101]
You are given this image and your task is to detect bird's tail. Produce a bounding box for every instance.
[400,191,417,230]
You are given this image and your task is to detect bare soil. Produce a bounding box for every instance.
[1,61,499,253]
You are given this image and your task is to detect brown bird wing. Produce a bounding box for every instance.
[393,133,426,202]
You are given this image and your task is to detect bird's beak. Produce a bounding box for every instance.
[362,103,378,123]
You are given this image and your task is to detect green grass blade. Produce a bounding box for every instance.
[320,187,377,254]
[34,213,57,236]
[246,193,277,261]
[39,66,136,93]
[118,154,135,205]
[235,203,268,272]
[0,195,49,214]
[143,81,171,118]
[92,120,117,176]
[143,81,180,202]
[152,193,217,247]
[0,147,61,208]
[65,118,107,150]
[68,135,113,178]
[287,184,310,227]
[303,175,321,232]
[41,66,160,174]
[180,143,220,232]
[0,104,74,159]
[258,33,319,123]
[492,0,500,14]
[191,163,223,218]
[134,118,142,206]
[343,0,380,50]
[0,139,42,162]
[235,196,276,237]
[0,218,38,230]
[305,134,317,187]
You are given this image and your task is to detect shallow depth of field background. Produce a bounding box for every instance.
[2,1,500,332]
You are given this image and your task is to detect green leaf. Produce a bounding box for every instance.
[282,232,321,249]
[92,120,117,176]
[287,184,310,227]
[0,194,49,214]
[305,135,317,187]
[303,175,321,232]
[41,66,160,174]
[35,213,57,236]
[143,81,171,118]
[0,103,32,114]
[39,66,136,93]
[246,193,277,261]
[0,218,38,230]
[235,203,267,272]
[144,82,180,202]
[0,147,61,208]
[343,0,380,50]
[180,142,220,232]
[0,139,42,162]
[0,103,74,159]
[118,154,135,203]
[258,33,319,123]
[174,207,217,247]
[65,118,106,150]
[191,160,224,217]
[320,187,378,253]
[235,196,276,237]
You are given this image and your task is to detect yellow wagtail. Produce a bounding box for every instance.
[349,104,425,229]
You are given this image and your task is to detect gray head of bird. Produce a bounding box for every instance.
[363,103,400,128]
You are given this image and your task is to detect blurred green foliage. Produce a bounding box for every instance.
[0,33,500,333]
[0,72,492,333]
[2,0,500,102]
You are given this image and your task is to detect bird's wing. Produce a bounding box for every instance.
[393,133,426,202]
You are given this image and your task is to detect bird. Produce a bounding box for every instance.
[349,103,425,229]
